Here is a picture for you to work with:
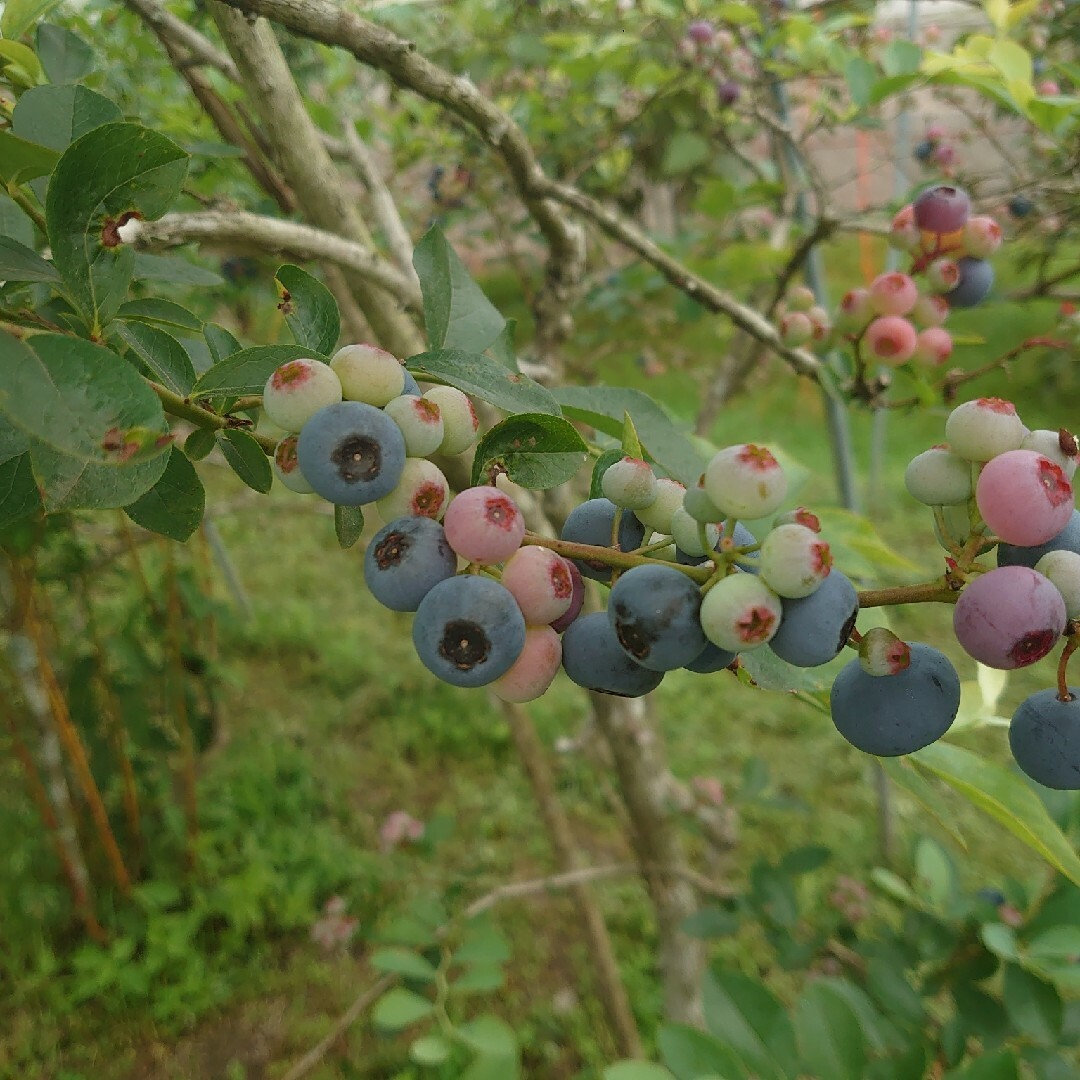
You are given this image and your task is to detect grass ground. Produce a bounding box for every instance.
[1,239,1076,1080]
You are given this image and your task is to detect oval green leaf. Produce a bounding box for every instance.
[12,84,122,154]
[372,987,434,1032]
[409,349,559,417]
[193,345,325,398]
[218,430,271,494]
[275,264,340,356]
[124,448,205,541]
[334,504,364,550]
[116,322,197,397]
[470,412,587,489]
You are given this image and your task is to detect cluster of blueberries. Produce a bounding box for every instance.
[777,184,1000,371]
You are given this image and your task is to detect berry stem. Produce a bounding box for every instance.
[856,580,960,608]
[521,532,710,583]
[1057,632,1078,702]
[150,382,278,453]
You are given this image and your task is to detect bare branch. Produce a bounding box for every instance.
[129,211,423,311]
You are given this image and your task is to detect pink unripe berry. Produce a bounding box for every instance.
[926,258,960,293]
[953,566,1065,669]
[549,559,584,633]
[1038,79,1060,96]
[634,477,686,534]
[944,398,1026,461]
[263,359,342,432]
[780,311,813,346]
[376,458,450,522]
[858,627,911,676]
[975,449,1074,547]
[686,19,715,43]
[933,143,958,169]
[963,216,1003,259]
[699,572,783,652]
[786,285,816,312]
[501,546,575,625]
[602,457,658,511]
[423,385,479,456]
[704,444,788,520]
[912,327,953,366]
[491,626,563,703]
[384,394,444,457]
[807,306,831,343]
[442,487,525,564]
[925,122,946,142]
[869,272,918,316]
[864,316,918,365]
[759,523,832,598]
[330,344,405,407]
[889,206,922,253]
[911,293,949,328]
[836,288,875,332]
[775,506,821,532]
[273,434,313,494]
[923,23,942,43]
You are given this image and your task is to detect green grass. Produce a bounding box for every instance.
[2,243,1077,1079]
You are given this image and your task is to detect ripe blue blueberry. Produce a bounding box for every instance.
[830,643,961,757]
[685,641,737,674]
[562,612,665,697]
[401,369,422,396]
[913,139,935,162]
[1009,688,1080,790]
[412,575,526,688]
[608,564,707,671]
[998,509,1080,569]
[767,568,858,667]
[945,257,994,309]
[297,400,406,505]
[560,498,647,582]
[364,517,458,612]
[1008,194,1034,219]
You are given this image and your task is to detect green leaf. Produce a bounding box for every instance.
[204,323,242,363]
[46,123,188,328]
[0,39,42,87]
[0,193,35,248]
[29,436,169,511]
[780,845,831,875]
[192,345,324,398]
[124,449,204,541]
[662,130,711,176]
[868,72,923,106]
[879,758,968,851]
[217,430,271,494]
[865,959,925,1031]
[1025,926,1080,963]
[845,56,876,108]
[412,225,506,354]
[115,323,197,396]
[486,318,519,372]
[657,1023,746,1079]
[914,836,955,912]
[133,252,224,287]
[0,129,60,185]
[461,1055,521,1080]
[1,0,61,39]
[590,448,625,499]
[1003,964,1062,1044]
[184,428,216,462]
[274,264,340,356]
[11,85,121,154]
[793,981,867,1080]
[738,647,834,693]
[116,298,203,335]
[702,967,797,1079]
[0,332,166,463]
[0,236,60,283]
[552,386,704,485]
[981,922,1020,962]
[453,921,511,967]
[36,23,94,84]
[814,506,922,579]
[680,906,739,940]
[368,947,437,981]
[909,742,1080,887]
[880,40,922,77]
[603,1065,677,1080]
[0,418,41,528]
[989,39,1032,84]
[408,349,559,417]
[453,964,506,993]
[457,1015,518,1059]
[371,987,433,1031]
[943,1049,1019,1079]
[334,504,364,549]
[410,1035,451,1066]
[470,413,587,489]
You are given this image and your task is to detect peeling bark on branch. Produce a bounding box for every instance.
[130,211,423,312]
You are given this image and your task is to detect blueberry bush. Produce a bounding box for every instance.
[3,0,1080,1077]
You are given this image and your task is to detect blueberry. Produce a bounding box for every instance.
[402,369,422,396]
[830,643,961,757]
[1008,194,1034,219]
[364,517,458,612]
[945,257,994,309]
[297,400,406,505]
[608,564,707,671]
[999,510,1080,569]
[1009,688,1080,790]
[767,569,858,667]
[676,521,760,570]
[685,640,737,673]
[562,612,665,697]
[412,575,526,687]
[560,498,646,583]
[913,139,935,162]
